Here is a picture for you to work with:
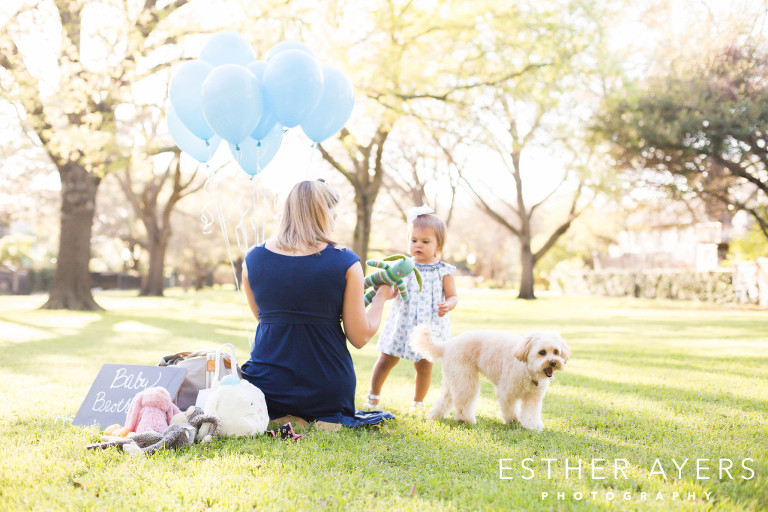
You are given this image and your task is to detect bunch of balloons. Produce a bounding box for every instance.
[166,32,355,176]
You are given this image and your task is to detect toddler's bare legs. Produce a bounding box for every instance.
[367,353,400,405]
[413,359,433,403]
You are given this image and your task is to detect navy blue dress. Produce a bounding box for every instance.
[241,243,393,426]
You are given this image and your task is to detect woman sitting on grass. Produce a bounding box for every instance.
[240,179,395,429]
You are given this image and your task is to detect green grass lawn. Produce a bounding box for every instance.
[0,288,766,511]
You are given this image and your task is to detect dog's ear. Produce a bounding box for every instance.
[514,334,536,362]
[560,339,571,364]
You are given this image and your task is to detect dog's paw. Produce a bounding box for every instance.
[521,421,544,432]
[427,408,448,420]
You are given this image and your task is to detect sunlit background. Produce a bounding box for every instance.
[1,0,767,307]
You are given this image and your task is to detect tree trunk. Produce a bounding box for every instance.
[353,194,373,262]
[518,240,536,300]
[141,235,167,296]
[42,163,103,310]
[317,127,388,266]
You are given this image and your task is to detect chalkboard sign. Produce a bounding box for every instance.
[72,364,187,429]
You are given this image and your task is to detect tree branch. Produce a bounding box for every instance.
[391,62,550,102]
[533,182,587,263]
[318,142,354,183]
[459,173,521,237]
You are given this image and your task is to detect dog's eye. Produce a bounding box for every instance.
[554,349,559,355]
[538,350,546,356]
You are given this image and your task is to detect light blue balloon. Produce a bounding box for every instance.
[262,49,324,128]
[166,105,221,163]
[246,61,278,140]
[201,64,263,145]
[219,374,241,386]
[200,31,256,67]
[169,60,215,140]
[229,123,284,175]
[265,40,316,61]
[300,66,355,143]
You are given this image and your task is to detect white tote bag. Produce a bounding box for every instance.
[194,343,240,409]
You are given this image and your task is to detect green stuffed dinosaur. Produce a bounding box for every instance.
[364,254,422,306]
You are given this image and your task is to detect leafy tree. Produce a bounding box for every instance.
[382,120,460,225]
[424,1,612,299]
[727,206,768,261]
[0,0,193,309]
[116,149,207,296]
[0,233,34,270]
[0,107,60,262]
[314,0,557,261]
[318,126,390,260]
[595,45,768,243]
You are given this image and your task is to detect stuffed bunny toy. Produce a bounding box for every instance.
[204,376,269,437]
[124,387,181,434]
[363,254,422,306]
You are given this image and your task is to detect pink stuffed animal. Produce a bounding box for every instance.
[125,387,181,434]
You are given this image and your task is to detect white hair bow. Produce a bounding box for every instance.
[406,204,435,223]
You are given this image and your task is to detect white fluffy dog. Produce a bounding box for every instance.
[411,325,570,431]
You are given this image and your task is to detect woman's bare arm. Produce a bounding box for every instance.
[242,263,259,321]
[341,263,394,349]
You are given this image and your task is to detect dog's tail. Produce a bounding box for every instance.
[410,324,445,362]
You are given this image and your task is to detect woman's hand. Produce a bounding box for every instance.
[373,284,397,302]
[343,266,395,349]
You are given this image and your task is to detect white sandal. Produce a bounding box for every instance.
[362,394,381,409]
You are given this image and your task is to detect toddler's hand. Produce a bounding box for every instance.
[437,302,449,317]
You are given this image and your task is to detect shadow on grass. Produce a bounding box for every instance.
[574,347,768,380]
[558,372,768,424]
[0,310,252,375]
[403,389,767,509]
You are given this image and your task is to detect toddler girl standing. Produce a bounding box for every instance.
[364,205,458,410]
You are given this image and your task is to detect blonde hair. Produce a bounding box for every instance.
[275,180,339,251]
[410,213,447,256]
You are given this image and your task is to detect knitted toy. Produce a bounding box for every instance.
[124,386,181,434]
[170,406,221,443]
[363,254,422,306]
[122,424,196,456]
[87,408,222,453]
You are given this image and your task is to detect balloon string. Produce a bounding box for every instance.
[306,142,319,179]
[205,138,216,162]
[235,192,252,254]
[233,143,244,176]
[200,164,215,235]
[256,140,262,177]
[272,192,279,237]
[261,188,267,242]
[211,171,254,348]
[249,179,260,244]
